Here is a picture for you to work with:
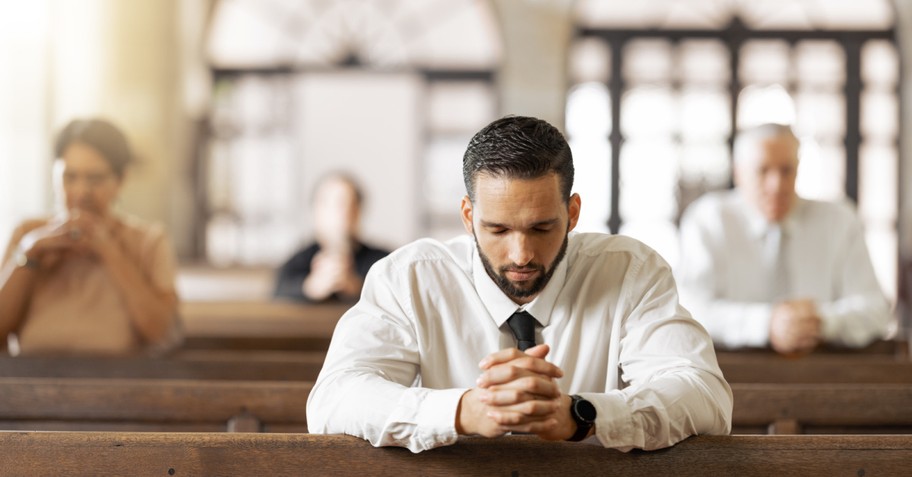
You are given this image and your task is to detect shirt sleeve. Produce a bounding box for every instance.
[676,205,772,348]
[816,207,892,347]
[594,250,733,451]
[305,257,463,453]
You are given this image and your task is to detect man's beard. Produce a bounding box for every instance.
[475,231,569,302]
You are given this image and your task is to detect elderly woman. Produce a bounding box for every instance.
[0,118,180,356]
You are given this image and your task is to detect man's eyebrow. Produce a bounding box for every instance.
[480,218,560,228]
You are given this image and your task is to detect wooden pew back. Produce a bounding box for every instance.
[719,356,912,383]
[179,301,348,351]
[731,383,912,434]
[0,352,325,381]
[0,378,311,433]
[716,339,909,360]
[2,377,910,436]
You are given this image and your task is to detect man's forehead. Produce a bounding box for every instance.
[746,137,798,167]
[472,175,565,223]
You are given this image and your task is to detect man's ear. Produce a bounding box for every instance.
[567,193,581,232]
[460,195,474,235]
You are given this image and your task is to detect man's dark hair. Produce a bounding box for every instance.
[54,118,134,178]
[462,115,574,202]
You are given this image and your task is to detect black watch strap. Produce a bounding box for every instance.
[568,394,596,442]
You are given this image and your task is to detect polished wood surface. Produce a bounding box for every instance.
[719,355,912,383]
[179,301,349,351]
[3,432,911,477]
[715,339,909,360]
[731,383,912,434]
[0,377,311,432]
[3,376,911,436]
[0,352,325,381]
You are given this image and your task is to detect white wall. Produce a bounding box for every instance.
[295,71,422,250]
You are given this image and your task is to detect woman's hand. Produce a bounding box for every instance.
[18,210,120,270]
[18,219,84,271]
[62,209,120,262]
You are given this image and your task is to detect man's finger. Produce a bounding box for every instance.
[477,360,563,388]
[478,347,530,369]
[480,379,561,403]
[486,400,561,426]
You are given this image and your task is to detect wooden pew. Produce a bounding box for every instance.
[0,352,326,381]
[3,377,910,437]
[716,338,910,361]
[0,378,311,433]
[179,301,349,351]
[731,383,912,434]
[720,355,912,383]
[3,432,911,476]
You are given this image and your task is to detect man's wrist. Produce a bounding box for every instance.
[15,252,40,271]
[455,388,476,435]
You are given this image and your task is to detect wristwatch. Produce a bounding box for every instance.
[568,394,596,441]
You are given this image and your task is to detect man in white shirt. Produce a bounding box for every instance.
[307,116,732,453]
[676,123,892,355]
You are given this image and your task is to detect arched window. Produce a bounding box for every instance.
[201,0,501,265]
[569,0,900,300]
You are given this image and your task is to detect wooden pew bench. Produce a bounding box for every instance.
[179,301,349,351]
[720,355,912,383]
[716,338,910,361]
[731,383,912,434]
[2,432,911,476]
[0,352,326,382]
[3,377,910,437]
[0,378,912,434]
[0,378,311,433]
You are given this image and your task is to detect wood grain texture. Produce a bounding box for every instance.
[2,432,912,477]
[0,378,311,432]
[3,379,912,435]
[0,353,325,381]
[731,383,912,431]
[720,356,912,383]
[179,301,348,351]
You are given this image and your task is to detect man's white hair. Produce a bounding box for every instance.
[733,123,800,165]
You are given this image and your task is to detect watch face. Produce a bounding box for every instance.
[574,397,597,422]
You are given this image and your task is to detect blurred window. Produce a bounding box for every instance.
[202,0,501,265]
[570,0,899,300]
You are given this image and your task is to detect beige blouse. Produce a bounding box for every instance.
[3,214,180,356]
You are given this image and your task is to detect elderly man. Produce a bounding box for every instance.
[676,123,892,355]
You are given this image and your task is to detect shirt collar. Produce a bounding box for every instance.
[739,193,803,238]
[472,238,569,329]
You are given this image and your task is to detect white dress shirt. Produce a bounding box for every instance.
[675,191,892,349]
[307,232,732,453]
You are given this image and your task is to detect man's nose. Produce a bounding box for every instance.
[763,171,786,194]
[507,233,534,266]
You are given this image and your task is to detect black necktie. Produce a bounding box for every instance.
[507,310,537,351]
